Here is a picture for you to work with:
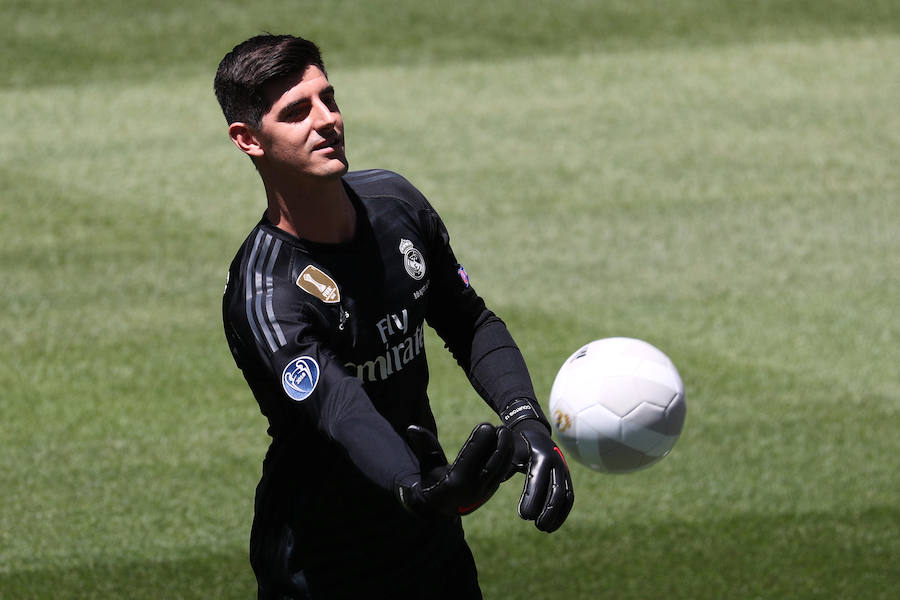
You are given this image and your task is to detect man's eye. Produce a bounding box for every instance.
[286,108,310,120]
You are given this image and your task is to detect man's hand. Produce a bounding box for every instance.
[511,424,575,532]
[500,398,574,533]
[397,423,514,518]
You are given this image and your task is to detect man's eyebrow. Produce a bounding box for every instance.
[278,98,310,118]
[278,86,336,118]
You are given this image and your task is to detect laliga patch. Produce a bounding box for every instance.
[281,356,320,401]
[457,265,470,288]
[296,265,340,303]
[399,239,426,281]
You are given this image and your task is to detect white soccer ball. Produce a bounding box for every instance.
[549,337,686,473]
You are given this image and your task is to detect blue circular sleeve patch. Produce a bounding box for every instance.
[281,356,320,402]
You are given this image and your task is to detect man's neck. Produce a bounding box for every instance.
[263,176,356,244]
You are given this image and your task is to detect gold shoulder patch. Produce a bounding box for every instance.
[296,265,340,303]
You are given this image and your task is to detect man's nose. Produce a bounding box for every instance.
[313,99,338,128]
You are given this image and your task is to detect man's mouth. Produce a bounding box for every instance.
[314,135,343,152]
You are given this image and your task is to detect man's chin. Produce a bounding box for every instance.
[312,158,349,179]
[328,160,349,178]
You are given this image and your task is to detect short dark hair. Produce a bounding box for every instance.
[214,34,327,127]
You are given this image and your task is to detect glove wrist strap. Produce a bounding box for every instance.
[500,398,550,431]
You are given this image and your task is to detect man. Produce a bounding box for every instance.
[214,34,574,599]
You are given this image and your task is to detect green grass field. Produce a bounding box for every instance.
[2,1,898,598]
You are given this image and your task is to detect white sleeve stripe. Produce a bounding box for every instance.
[245,230,288,353]
[244,231,267,352]
[264,238,287,348]
[253,234,278,352]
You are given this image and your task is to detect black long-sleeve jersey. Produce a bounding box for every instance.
[222,169,541,589]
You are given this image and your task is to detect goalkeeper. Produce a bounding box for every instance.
[214,34,574,599]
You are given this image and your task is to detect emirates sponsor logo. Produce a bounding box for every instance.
[345,323,426,383]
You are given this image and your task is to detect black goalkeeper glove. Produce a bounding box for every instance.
[501,399,575,533]
[397,422,514,518]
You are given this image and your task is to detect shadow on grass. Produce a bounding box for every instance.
[476,506,898,600]
[3,507,895,599]
[0,550,255,600]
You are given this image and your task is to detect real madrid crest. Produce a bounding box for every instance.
[399,239,426,280]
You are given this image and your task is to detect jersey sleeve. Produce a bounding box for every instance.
[273,332,421,492]
[224,247,421,495]
[409,193,551,430]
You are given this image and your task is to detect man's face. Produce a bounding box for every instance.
[254,65,348,180]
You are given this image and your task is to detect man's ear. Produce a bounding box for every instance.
[228,122,265,158]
